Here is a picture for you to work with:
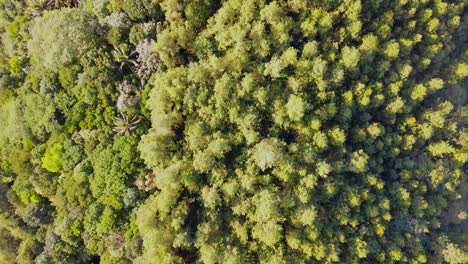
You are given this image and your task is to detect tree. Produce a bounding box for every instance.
[286,95,306,121]
[342,46,360,69]
[0,99,27,145]
[443,242,468,264]
[0,0,467,263]
[349,150,369,173]
[117,0,162,21]
[41,142,63,172]
[252,138,285,170]
[28,9,99,70]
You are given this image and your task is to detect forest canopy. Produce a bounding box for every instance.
[0,0,467,263]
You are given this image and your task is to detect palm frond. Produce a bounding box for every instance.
[28,0,81,16]
[112,45,137,70]
[113,113,141,136]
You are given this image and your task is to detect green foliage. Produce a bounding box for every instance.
[28,8,99,70]
[443,242,468,264]
[252,138,285,170]
[134,0,467,262]
[41,140,64,173]
[0,0,466,263]
[0,99,27,145]
[7,55,24,77]
[89,146,127,209]
[349,150,369,173]
[22,93,59,141]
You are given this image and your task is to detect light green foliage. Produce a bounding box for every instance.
[119,0,162,21]
[443,242,468,264]
[312,133,328,151]
[360,34,378,52]
[28,9,99,70]
[133,0,467,262]
[411,84,427,101]
[296,206,317,226]
[328,127,346,145]
[286,95,306,121]
[454,63,468,79]
[428,78,444,91]
[22,93,60,141]
[252,138,285,170]
[251,189,284,246]
[316,161,331,178]
[89,145,132,209]
[342,46,360,69]
[354,238,368,258]
[0,99,27,145]
[386,97,405,114]
[428,141,456,157]
[385,41,400,58]
[350,150,369,173]
[367,123,383,138]
[41,142,63,172]
[389,246,402,261]
[0,0,466,263]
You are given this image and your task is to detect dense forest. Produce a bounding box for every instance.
[0,0,466,263]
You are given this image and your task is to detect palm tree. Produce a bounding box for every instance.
[112,44,137,70]
[28,0,50,16]
[49,0,81,8]
[28,0,81,16]
[48,0,64,8]
[113,113,141,136]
